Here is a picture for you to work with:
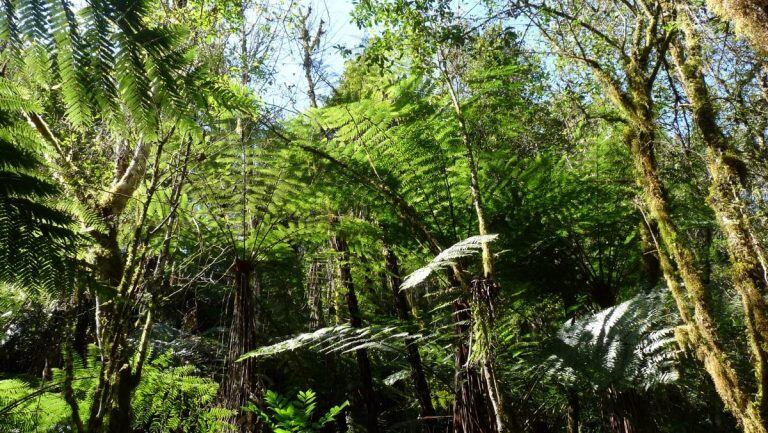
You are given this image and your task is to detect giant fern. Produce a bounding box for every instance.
[1,0,194,137]
[0,78,75,294]
[543,290,680,391]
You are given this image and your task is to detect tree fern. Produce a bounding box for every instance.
[132,352,236,433]
[400,234,498,290]
[18,0,49,44]
[49,0,92,129]
[0,78,75,294]
[238,324,428,361]
[1,0,194,138]
[543,291,680,391]
[0,0,20,57]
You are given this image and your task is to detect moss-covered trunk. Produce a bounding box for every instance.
[704,0,768,54]
[452,297,498,433]
[626,120,765,432]
[86,226,137,433]
[670,9,768,412]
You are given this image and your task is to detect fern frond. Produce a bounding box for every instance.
[18,0,49,43]
[543,290,680,390]
[238,324,425,361]
[400,234,498,290]
[0,0,21,57]
[49,0,92,129]
[0,79,76,295]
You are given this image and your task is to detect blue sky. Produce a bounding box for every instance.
[262,0,365,112]
[260,0,537,112]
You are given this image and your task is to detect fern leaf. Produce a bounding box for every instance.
[400,234,498,290]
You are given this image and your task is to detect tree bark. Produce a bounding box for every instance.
[87,129,183,433]
[566,388,580,433]
[626,120,764,432]
[218,258,263,432]
[441,53,507,433]
[538,7,766,427]
[704,0,768,54]
[385,246,438,432]
[626,107,767,433]
[670,9,768,412]
[330,230,379,433]
[639,221,662,291]
[296,6,324,110]
[452,298,497,433]
[307,259,325,330]
[62,294,85,433]
[601,388,650,433]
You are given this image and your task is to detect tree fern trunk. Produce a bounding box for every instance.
[307,259,324,330]
[330,231,379,433]
[566,388,579,433]
[385,246,437,432]
[218,258,263,432]
[452,298,497,433]
[602,387,649,433]
[442,59,507,433]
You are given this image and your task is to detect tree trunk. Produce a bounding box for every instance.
[63,293,85,433]
[442,57,507,433]
[218,258,263,432]
[87,240,138,433]
[627,123,765,433]
[585,35,765,432]
[638,221,662,291]
[307,259,325,330]
[566,388,580,433]
[296,7,324,110]
[330,232,379,433]
[704,0,768,54]
[602,387,650,433]
[452,298,497,433]
[526,4,766,430]
[385,246,438,432]
[670,11,768,412]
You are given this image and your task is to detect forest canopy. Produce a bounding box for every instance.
[1,0,768,433]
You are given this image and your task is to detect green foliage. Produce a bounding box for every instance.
[0,348,233,433]
[400,234,498,290]
[498,131,643,303]
[0,378,73,432]
[544,291,680,391]
[0,0,222,143]
[0,78,75,294]
[1,1,765,432]
[132,353,236,433]
[245,389,348,433]
[0,350,95,433]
